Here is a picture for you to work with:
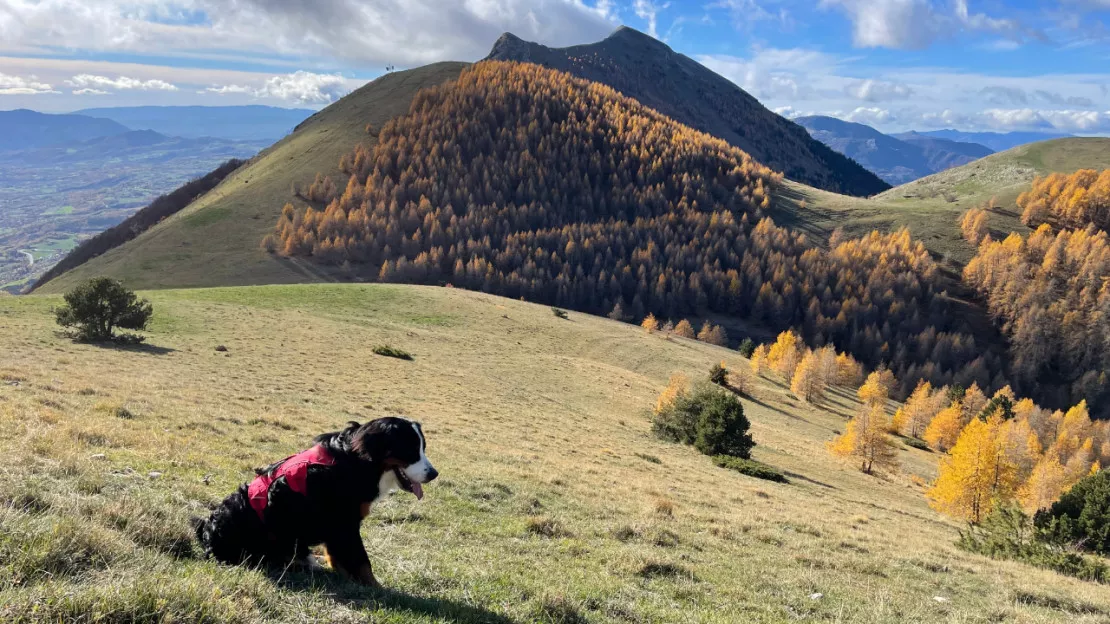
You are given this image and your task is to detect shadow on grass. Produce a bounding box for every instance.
[275,571,518,624]
[782,471,836,490]
[55,332,176,355]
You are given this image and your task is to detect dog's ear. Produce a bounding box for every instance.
[351,419,395,462]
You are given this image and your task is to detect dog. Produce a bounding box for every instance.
[192,417,437,587]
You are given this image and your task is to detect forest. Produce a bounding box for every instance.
[268,62,996,398]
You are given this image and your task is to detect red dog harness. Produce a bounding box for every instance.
[248,445,335,520]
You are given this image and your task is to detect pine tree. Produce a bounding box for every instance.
[927,415,1018,523]
[828,404,899,474]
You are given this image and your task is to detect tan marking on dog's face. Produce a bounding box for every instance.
[359,502,372,519]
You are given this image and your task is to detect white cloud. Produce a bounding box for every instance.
[845,79,914,102]
[845,106,897,125]
[0,0,617,68]
[256,71,349,104]
[204,71,351,104]
[66,74,178,91]
[0,72,58,95]
[820,0,1030,50]
[981,108,1110,132]
[697,48,838,101]
[633,0,668,38]
[72,88,110,95]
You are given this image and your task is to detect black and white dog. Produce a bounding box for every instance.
[193,417,437,586]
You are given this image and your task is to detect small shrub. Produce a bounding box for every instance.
[737,338,755,358]
[712,456,788,483]
[709,363,728,386]
[694,391,754,458]
[535,595,588,624]
[372,345,413,360]
[634,452,662,464]
[1036,470,1110,556]
[551,307,569,319]
[55,278,152,343]
[638,561,692,580]
[959,503,1109,584]
[653,497,675,517]
[652,383,755,459]
[526,516,568,538]
[612,525,640,542]
[904,437,931,452]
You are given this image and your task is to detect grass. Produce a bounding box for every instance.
[2,283,1109,622]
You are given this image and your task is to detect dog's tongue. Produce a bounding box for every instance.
[412,482,424,500]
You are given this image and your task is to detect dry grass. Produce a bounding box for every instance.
[1,283,1108,622]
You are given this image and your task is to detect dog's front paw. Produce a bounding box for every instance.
[354,563,381,588]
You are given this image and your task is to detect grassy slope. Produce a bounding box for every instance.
[38,63,467,294]
[3,284,1108,623]
[775,137,1110,263]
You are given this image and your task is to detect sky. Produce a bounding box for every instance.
[1,0,1109,134]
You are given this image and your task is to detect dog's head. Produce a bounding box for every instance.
[351,417,438,499]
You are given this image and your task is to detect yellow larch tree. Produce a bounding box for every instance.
[924,402,964,452]
[857,371,890,410]
[790,350,826,403]
[834,353,864,388]
[1019,454,1068,514]
[641,313,659,334]
[673,319,696,339]
[828,404,899,475]
[898,380,936,438]
[750,344,768,375]
[927,415,1018,523]
[766,330,802,379]
[655,373,689,415]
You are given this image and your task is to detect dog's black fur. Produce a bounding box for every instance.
[192,417,435,586]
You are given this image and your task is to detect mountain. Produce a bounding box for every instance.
[795,116,993,185]
[486,27,889,197]
[0,109,130,150]
[892,132,994,172]
[36,62,469,293]
[0,130,263,166]
[916,129,1074,152]
[75,105,315,141]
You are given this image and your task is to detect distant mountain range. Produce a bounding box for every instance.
[797,116,1007,185]
[912,129,1075,152]
[0,109,130,151]
[75,105,315,142]
[487,27,890,197]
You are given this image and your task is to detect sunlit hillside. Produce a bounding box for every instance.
[2,284,1108,623]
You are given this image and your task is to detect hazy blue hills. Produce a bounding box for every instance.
[0,109,130,150]
[75,105,315,141]
[915,129,1074,152]
[797,115,995,185]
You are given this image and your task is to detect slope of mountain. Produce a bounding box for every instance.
[36,62,469,293]
[795,116,937,185]
[0,109,130,150]
[6,283,1105,622]
[917,129,1074,152]
[893,132,994,172]
[486,28,889,197]
[777,137,1110,265]
[75,105,315,141]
